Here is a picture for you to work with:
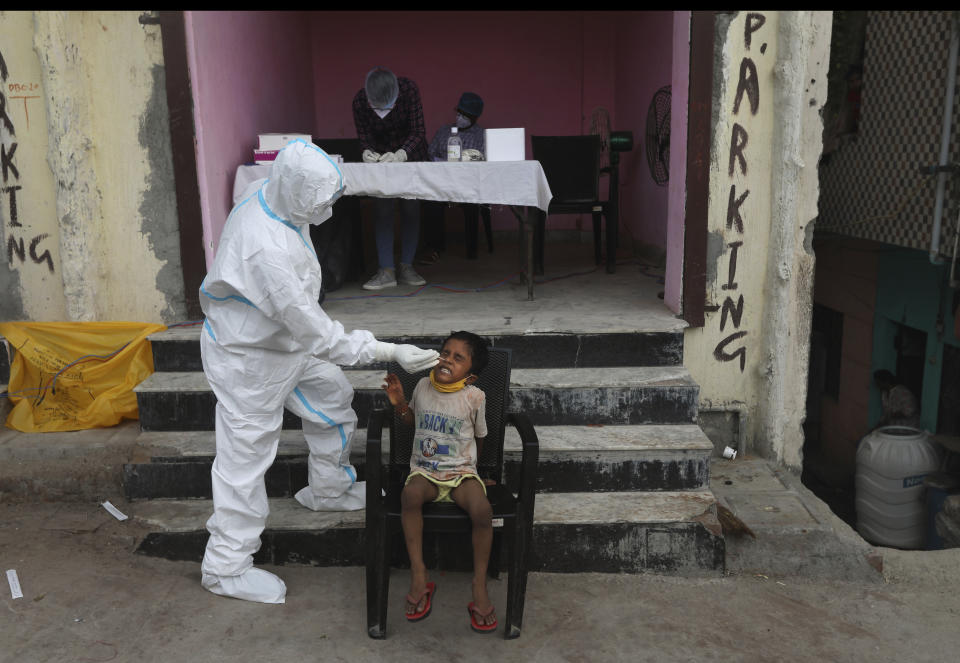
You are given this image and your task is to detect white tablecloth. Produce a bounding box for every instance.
[233,161,552,212]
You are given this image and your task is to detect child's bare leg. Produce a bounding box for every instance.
[452,477,495,626]
[401,475,438,614]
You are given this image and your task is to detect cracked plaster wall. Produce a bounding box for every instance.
[683,11,831,469]
[1,10,185,323]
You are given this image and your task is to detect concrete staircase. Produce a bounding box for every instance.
[128,327,724,575]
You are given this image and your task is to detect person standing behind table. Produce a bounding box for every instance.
[353,66,429,290]
[419,92,487,264]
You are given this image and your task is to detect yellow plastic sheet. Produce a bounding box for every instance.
[0,321,166,432]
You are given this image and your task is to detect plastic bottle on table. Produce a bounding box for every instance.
[447,127,462,162]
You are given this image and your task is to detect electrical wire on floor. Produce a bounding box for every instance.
[327,271,523,301]
[327,256,664,301]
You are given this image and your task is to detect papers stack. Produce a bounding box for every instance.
[254,133,312,164]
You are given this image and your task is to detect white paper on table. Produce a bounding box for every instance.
[485,128,526,161]
[102,501,128,521]
[7,569,22,599]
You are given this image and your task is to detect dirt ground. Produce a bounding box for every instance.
[3,500,960,663]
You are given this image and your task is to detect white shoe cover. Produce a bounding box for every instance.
[294,481,366,511]
[202,567,287,604]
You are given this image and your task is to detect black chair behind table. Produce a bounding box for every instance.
[365,347,539,640]
[310,138,365,293]
[423,201,494,260]
[530,135,618,274]
[469,204,495,258]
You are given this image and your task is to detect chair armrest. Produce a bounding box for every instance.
[506,411,539,508]
[365,407,390,519]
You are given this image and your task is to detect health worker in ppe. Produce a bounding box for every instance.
[198,139,438,604]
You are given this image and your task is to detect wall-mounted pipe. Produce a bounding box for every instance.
[950,205,960,287]
[701,402,749,455]
[930,11,959,264]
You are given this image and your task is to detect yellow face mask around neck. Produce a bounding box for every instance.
[429,368,472,393]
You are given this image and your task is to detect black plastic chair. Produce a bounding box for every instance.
[311,137,363,164]
[310,138,365,288]
[365,347,539,639]
[421,202,494,259]
[530,135,618,274]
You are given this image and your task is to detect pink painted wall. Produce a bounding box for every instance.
[186,11,316,266]
[188,11,679,270]
[613,11,674,254]
[309,11,595,236]
[309,12,587,154]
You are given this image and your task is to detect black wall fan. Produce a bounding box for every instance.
[646,85,671,186]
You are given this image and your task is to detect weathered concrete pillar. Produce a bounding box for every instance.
[755,11,831,468]
[683,11,832,469]
[33,11,104,321]
[15,10,187,323]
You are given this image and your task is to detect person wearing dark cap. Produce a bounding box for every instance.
[427,92,486,162]
[419,92,490,264]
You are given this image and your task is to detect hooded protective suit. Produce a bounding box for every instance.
[198,140,436,603]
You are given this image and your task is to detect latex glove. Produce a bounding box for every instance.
[378,149,407,163]
[462,149,484,162]
[374,341,439,373]
[362,149,381,163]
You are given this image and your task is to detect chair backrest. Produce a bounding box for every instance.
[387,347,512,484]
[531,135,601,204]
[312,138,363,163]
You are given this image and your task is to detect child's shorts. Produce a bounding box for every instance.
[405,471,486,503]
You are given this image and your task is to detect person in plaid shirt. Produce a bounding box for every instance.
[353,67,428,290]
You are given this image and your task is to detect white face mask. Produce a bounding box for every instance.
[373,108,392,119]
[455,113,472,129]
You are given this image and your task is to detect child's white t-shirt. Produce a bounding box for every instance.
[407,378,487,481]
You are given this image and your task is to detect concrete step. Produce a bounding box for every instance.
[133,367,700,432]
[147,327,684,372]
[122,424,715,499]
[130,490,723,575]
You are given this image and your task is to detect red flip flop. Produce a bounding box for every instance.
[405,582,436,622]
[467,601,498,634]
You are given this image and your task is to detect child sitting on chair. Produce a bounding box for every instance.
[381,330,497,634]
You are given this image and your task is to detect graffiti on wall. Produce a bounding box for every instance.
[709,12,767,372]
[0,49,55,274]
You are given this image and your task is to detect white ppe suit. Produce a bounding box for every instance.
[198,140,436,603]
